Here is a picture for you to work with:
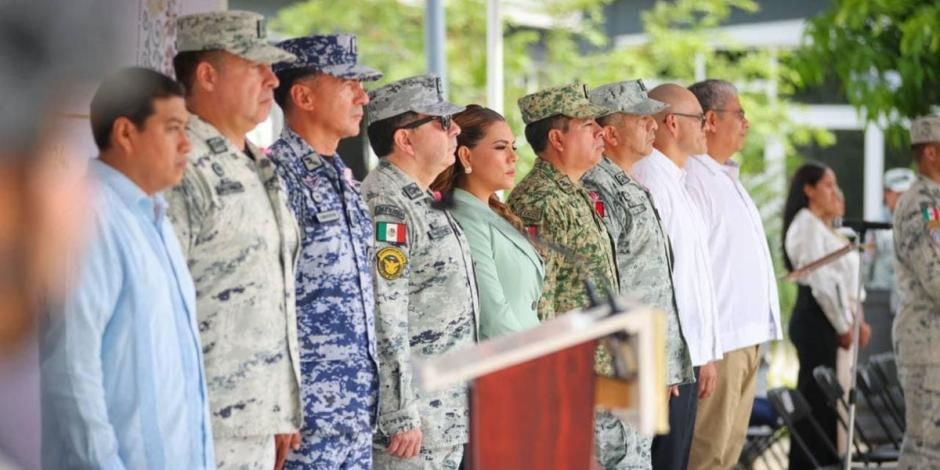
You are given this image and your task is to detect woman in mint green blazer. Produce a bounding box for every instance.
[431,105,544,340]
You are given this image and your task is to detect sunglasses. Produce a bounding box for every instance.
[669,112,707,129]
[397,114,453,132]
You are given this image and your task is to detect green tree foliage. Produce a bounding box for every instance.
[793,0,940,144]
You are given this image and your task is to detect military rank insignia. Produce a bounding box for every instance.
[376,246,407,280]
[376,222,407,244]
[589,191,606,219]
[206,137,227,155]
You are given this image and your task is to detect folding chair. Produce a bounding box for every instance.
[767,387,843,470]
[856,364,905,446]
[869,353,906,427]
[812,366,898,465]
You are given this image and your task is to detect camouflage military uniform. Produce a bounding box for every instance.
[269,126,379,468]
[166,115,302,451]
[508,158,627,468]
[892,173,940,469]
[362,159,478,469]
[268,33,384,469]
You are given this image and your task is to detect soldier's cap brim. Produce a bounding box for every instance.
[562,102,612,120]
[320,63,383,81]
[234,42,297,65]
[414,100,466,118]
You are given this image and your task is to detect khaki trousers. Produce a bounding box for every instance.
[688,345,760,470]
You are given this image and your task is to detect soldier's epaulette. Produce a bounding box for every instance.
[373,204,406,220]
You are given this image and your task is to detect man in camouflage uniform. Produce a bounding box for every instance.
[267,34,383,469]
[167,11,303,469]
[506,83,626,469]
[892,115,940,469]
[582,79,696,469]
[361,74,478,469]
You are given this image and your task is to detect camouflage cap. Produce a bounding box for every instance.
[589,79,667,117]
[911,115,940,145]
[176,11,295,65]
[272,34,382,81]
[517,83,610,125]
[367,74,464,123]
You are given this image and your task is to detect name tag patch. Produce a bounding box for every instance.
[374,204,405,220]
[315,210,340,224]
[215,179,245,196]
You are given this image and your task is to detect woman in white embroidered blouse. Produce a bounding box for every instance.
[782,162,871,469]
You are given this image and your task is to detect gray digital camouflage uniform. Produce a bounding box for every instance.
[166,115,303,440]
[361,159,478,469]
[583,156,696,469]
[892,173,940,469]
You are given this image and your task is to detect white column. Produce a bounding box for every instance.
[863,123,885,220]
[486,0,504,113]
[694,53,706,82]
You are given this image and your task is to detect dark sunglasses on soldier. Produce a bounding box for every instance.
[398,114,453,132]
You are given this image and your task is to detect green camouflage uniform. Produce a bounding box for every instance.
[509,83,631,470]
[893,116,940,469]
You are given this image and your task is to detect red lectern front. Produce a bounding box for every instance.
[415,300,667,469]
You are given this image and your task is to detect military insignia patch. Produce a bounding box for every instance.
[211,162,225,177]
[589,191,605,219]
[402,183,424,200]
[303,155,323,172]
[207,137,227,155]
[376,246,407,280]
[376,222,407,244]
[428,225,451,239]
[615,173,630,185]
[925,207,940,243]
[524,225,538,238]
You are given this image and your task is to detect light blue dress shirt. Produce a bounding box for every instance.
[40,159,214,469]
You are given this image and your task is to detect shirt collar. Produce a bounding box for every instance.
[648,148,686,183]
[692,153,741,180]
[90,159,165,222]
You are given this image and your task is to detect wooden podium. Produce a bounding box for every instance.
[415,299,667,469]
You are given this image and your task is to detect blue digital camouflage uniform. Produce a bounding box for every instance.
[269,128,379,469]
[270,33,384,469]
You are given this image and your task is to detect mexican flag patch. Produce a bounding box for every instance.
[376,222,407,244]
[924,207,940,227]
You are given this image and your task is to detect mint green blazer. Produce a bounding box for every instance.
[450,189,544,340]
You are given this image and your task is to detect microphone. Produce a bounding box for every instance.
[839,219,893,232]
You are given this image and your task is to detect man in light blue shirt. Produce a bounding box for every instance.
[40,67,214,469]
